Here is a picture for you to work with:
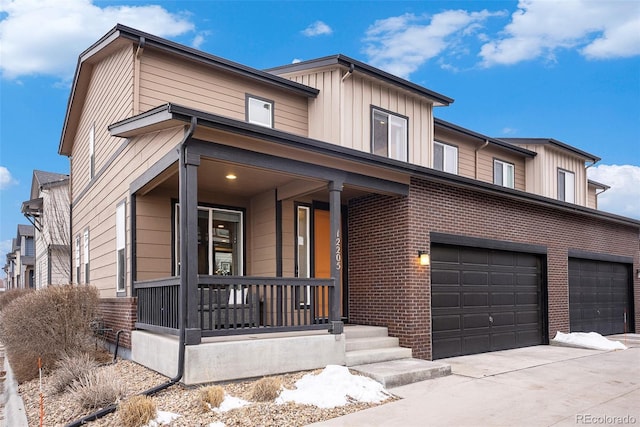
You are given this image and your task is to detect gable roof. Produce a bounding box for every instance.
[499,138,600,163]
[266,54,454,107]
[17,224,34,238]
[58,24,319,156]
[435,118,537,157]
[31,170,68,198]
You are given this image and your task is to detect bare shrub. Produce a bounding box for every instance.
[199,385,225,411]
[251,377,282,402]
[48,353,98,394]
[0,288,33,312]
[118,395,157,427]
[69,366,125,410]
[0,285,99,382]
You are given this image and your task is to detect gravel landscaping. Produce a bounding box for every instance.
[19,356,397,426]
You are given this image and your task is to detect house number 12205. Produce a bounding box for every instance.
[335,230,342,270]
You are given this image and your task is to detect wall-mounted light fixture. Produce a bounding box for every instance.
[418,250,430,266]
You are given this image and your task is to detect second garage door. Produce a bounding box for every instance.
[431,244,545,359]
[569,258,632,336]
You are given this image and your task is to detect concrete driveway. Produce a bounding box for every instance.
[311,337,640,427]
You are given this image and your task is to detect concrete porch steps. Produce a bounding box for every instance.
[344,325,451,388]
[350,358,452,389]
[344,325,410,366]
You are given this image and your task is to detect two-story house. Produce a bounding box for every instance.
[58,25,639,384]
[3,225,36,289]
[21,170,71,288]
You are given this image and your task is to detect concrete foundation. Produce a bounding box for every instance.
[132,330,346,385]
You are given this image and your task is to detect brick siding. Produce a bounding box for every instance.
[348,177,640,360]
[97,297,137,349]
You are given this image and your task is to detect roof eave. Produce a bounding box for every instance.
[111,103,639,229]
[435,118,537,157]
[268,54,454,107]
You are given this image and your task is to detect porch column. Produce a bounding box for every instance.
[179,145,201,345]
[328,180,344,334]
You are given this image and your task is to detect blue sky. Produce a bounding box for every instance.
[1,0,639,275]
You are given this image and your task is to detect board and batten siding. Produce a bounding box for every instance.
[518,145,587,206]
[72,127,186,297]
[587,185,598,209]
[286,70,434,168]
[138,50,309,136]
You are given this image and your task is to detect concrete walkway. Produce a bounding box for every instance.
[311,342,640,427]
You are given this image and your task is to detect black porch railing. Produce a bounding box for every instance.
[134,275,335,337]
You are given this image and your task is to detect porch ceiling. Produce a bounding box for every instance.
[144,158,372,202]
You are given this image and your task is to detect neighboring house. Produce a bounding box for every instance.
[22,170,71,288]
[3,225,36,289]
[58,25,639,384]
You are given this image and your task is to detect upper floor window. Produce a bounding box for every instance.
[558,169,575,203]
[433,141,458,174]
[89,124,95,179]
[371,107,408,162]
[246,95,273,127]
[494,159,515,188]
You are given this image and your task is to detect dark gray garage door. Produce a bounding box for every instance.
[431,244,544,359]
[569,258,632,336]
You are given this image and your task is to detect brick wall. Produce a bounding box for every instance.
[349,177,640,360]
[98,297,137,349]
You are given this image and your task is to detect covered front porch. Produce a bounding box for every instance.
[117,113,410,382]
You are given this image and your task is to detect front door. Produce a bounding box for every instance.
[314,209,331,317]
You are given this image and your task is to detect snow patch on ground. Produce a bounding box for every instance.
[208,422,225,427]
[553,331,627,351]
[145,410,181,426]
[210,394,250,413]
[276,365,391,409]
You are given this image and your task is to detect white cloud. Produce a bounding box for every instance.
[363,10,502,78]
[302,21,332,37]
[480,0,640,66]
[0,166,17,189]
[0,0,195,80]
[588,164,640,220]
[292,58,302,64]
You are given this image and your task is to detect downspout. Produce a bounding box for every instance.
[65,117,197,427]
[475,139,489,180]
[585,159,598,206]
[341,63,355,82]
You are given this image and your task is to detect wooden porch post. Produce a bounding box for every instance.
[328,180,344,334]
[180,145,201,345]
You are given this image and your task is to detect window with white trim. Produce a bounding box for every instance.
[247,95,273,127]
[433,141,458,174]
[558,169,575,203]
[89,124,95,179]
[74,235,80,284]
[83,229,89,284]
[116,202,126,293]
[296,205,311,306]
[372,107,408,161]
[494,159,515,188]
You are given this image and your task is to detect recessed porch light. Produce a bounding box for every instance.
[225,174,237,180]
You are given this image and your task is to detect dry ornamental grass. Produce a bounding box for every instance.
[118,395,157,427]
[19,359,397,426]
[251,377,282,402]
